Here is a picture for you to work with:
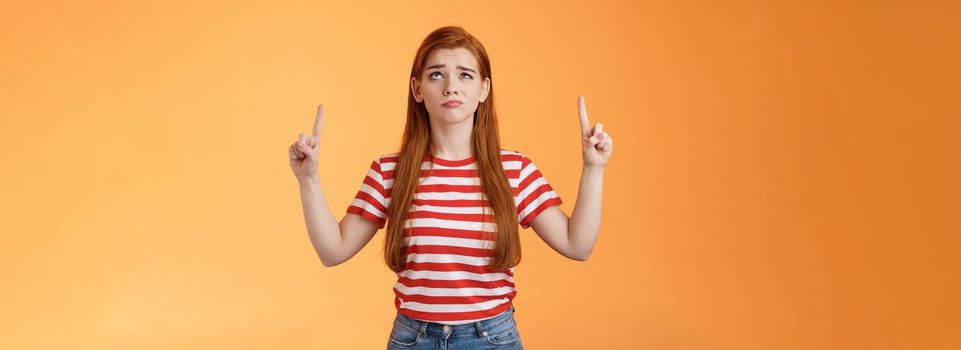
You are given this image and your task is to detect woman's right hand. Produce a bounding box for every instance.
[289,104,324,178]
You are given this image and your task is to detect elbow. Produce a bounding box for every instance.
[565,241,593,261]
[568,251,591,262]
[320,255,344,268]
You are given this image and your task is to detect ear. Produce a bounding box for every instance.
[479,77,491,103]
[410,76,422,102]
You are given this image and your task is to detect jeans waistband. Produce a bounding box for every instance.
[394,305,516,338]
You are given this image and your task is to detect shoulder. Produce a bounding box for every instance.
[360,152,400,175]
[499,148,527,161]
[374,152,401,165]
[499,149,533,172]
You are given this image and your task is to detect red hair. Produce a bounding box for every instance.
[383,26,520,273]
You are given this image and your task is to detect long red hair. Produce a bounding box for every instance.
[383,26,520,273]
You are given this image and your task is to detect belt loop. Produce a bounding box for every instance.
[475,320,486,338]
[418,320,429,337]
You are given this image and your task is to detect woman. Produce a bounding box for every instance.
[289,26,613,349]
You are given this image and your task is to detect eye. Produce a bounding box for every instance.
[460,73,474,79]
[428,71,443,79]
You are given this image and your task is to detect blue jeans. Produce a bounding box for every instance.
[387,306,524,349]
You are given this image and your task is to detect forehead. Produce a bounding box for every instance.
[425,47,479,68]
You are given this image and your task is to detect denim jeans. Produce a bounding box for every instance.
[387,305,523,349]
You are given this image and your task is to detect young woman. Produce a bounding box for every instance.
[289,26,613,350]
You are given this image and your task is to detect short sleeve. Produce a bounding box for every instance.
[515,155,563,229]
[346,158,390,229]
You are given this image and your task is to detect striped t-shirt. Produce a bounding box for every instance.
[346,149,563,325]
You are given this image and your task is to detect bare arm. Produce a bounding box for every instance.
[296,174,379,267]
[528,165,604,261]
[528,96,613,261]
[290,104,380,267]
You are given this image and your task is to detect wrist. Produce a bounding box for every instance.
[582,164,605,174]
[296,173,319,184]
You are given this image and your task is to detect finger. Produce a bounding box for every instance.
[304,144,317,162]
[593,122,603,137]
[578,96,590,134]
[589,134,600,146]
[299,143,311,158]
[594,133,609,148]
[309,135,319,148]
[298,133,308,147]
[603,138,613,151]
[295,141,307,157]
[312,104,324,137]
[289,145,299,159]
[290,143,303,158]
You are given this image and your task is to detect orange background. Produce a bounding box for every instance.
[2,1,959,349]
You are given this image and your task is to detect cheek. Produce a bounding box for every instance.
[466,83,484,99]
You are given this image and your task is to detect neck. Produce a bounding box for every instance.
[428,116,474,159]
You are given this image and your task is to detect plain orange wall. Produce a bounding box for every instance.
[2,0,959,349]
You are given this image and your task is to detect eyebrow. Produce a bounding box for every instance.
[426,64,477,74]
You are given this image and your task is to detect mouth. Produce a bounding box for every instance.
[441,100,463,108]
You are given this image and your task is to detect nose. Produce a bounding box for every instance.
[443,79,459,96]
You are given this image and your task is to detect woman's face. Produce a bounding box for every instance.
[411,47,491,125]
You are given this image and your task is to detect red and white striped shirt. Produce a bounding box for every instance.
[346,149,563,325]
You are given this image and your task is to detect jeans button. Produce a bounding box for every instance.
[443,325,450,332]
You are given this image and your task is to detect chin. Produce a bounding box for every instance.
[431,109,475,124]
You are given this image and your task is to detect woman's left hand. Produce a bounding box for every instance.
[578,96,613,167]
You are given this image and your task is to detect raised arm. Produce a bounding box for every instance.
[528,96,613,261]
[289,104,380,267]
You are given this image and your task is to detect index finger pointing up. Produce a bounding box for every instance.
[313,104,324,136]
[578,96,590,133]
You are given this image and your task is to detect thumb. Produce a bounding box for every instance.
[302,144,317,162]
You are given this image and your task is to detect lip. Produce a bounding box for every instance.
[441,100,463,108]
